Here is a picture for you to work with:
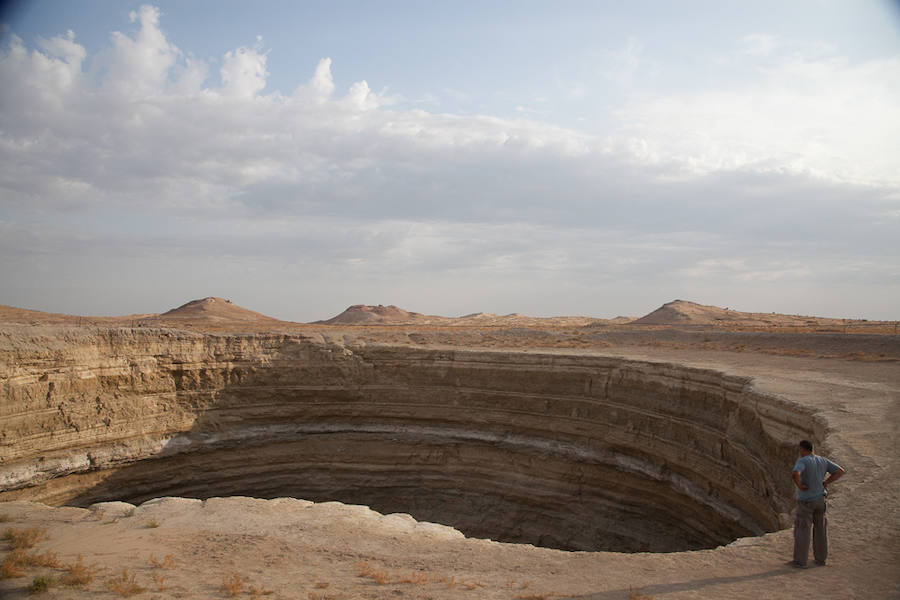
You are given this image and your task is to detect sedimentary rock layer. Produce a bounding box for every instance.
[0,326,823,552]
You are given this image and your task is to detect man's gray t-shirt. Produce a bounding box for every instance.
[793,454,842,501]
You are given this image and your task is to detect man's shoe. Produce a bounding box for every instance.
[785,560,808,568]
[814,560,826,566]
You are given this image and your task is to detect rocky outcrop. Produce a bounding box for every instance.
[0,325,823,552]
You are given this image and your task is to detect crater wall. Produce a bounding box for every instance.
[0,326,824,552]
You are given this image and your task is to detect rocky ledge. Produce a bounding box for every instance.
[0,326,823,552]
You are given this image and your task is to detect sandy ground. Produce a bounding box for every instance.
[1,341,898,600]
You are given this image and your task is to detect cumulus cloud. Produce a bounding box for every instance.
[0,6,898,319]
[221,37,268,97]
[102,5,179,97]
[297,57,335,102]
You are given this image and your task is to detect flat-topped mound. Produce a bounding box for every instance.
[160,297,281,323]
[630,299,895,332]
[315,304,432,324]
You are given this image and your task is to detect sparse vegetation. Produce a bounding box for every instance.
[370,570,391,585]
[2,526,48,549]
[628,587,655,600]
[249,583,274,597]
[150,553,177,569]
[27,575,56,594]
[107,568,145,597]
[61,554,99,586]
[1,549,27,578]
[152,572,167,591]
[23,550,61,568]
[144,519,161,528]
[399,571,428,584]
[222,572,245,597]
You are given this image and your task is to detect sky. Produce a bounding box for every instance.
[1,1,898,322]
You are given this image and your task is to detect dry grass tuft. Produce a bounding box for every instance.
[221,571,245,597]
[398,570,429,584]
[2,526,48,550]
[144,519,161,528]
[249,583,275,597]
[628,587,655,600]
[106,568,145,597]
[151,572,167,591]
[23,550,61,568]
[150,553,177,569]
[370,570,391,585]
[1,549,28,579]
[61,554,99,586]
[356,561,390,584]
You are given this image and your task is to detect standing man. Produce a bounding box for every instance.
[789,439,845,568]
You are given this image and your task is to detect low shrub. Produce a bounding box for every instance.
[61,554,99,586]
[222,572,245,597]
[107,569,145,597]
[0,550,27,579]
[27,575,55,594]
[2,527,48,550]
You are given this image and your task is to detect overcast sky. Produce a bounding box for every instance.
[1,1,898,321]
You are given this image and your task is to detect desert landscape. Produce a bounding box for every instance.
[0,298,897,599]
[4,0,898,597]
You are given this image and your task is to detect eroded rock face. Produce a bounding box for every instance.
[0,326,823,552]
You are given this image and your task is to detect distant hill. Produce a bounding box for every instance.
[159,297,281,323]
[2,297,888,333]
[629,299,880,330]
[629,300,735,325]
[315,305,611,327]
[314,304,432,325]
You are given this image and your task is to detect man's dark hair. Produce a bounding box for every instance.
[798,440,813,451]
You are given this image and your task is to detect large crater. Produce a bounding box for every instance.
[0,328,823,552]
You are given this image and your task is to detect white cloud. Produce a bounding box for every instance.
[616,44,900,187]
[297,57,335,103]
[0,7,898,320]
[220,39,269,97]
[102,5,179,97]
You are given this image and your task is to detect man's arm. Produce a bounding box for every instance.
[824,467,845,488]
[792,470,808,491]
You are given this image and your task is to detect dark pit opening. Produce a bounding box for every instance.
[8,342,804,552]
